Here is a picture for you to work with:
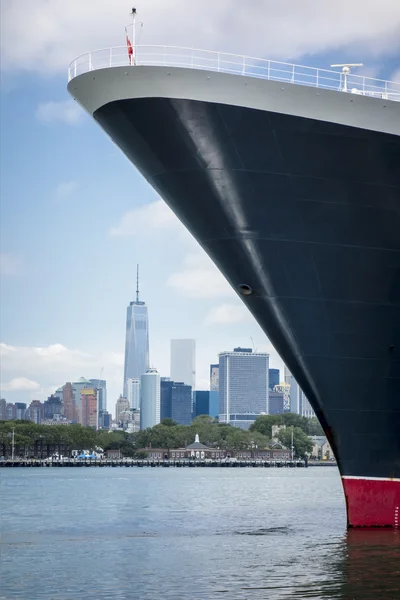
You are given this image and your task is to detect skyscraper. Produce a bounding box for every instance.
[171,382,192,425]
[72,377,92,423]
[123,266,150,397]
[62,382,75,422]
[160,379,173,421]
[140,368,160,429]
[89,378,107,427]
[81,388,98,428]
[193,391,219,419]
[210,364,219,391]
[115,396,130,422]
[219,348,269,427]
[269,368,280,390]
[126,378,140,410]
[170,339,196,390]
[0,399,6,421]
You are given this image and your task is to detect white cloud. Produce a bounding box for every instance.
[0,342,125,412]
[1,377,41,392]
[204,303,252,326]
[167,253,232,299]
[55,180,78,199]
[1,1,400,75]
[36,100,83,125]
[110,200,182,237]
[0,253,21,276]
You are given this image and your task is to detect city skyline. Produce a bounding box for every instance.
[1,1,400,408]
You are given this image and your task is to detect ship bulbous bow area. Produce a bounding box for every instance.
[69,65,400,527]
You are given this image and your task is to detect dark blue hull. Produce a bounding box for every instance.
[94,97,400,482]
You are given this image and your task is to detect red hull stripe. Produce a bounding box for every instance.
[342,477,400,528]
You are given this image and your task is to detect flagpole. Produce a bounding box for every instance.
[131,7,137,65]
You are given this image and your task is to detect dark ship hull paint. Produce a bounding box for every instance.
[92,94,400,526]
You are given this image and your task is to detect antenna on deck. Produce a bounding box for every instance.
[330,63,364,92]
[136,264,140,303]
[124,8,144,65]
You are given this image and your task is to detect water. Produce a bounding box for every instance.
[1,467,399,599]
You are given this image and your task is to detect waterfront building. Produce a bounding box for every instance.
[218,348,269,426]
[140,368,160,429]
[123,266,150,397]
[170,339,196,391]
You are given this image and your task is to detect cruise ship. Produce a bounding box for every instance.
[68,43,400,527]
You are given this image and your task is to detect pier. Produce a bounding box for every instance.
[0,458,314,468]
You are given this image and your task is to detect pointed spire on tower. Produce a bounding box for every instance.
[136,264,140,303]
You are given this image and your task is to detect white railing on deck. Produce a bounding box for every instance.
[68,45,400,102]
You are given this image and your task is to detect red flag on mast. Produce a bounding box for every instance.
[125,30,133,64]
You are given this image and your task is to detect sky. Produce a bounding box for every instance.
[1,0,400,416]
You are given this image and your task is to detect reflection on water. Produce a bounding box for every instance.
[343,529,400,599]
[1,468,399,599]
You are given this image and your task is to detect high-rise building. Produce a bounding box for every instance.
[72,377,92,422]
[269,368,280,391]
[15,402,27,420]
[171,382,192,425]
[289,376,300,414]
[170,339,196,391]
[81,388,98,428]
[27,400,43,424]
[160,379,173,421]
[268,391,285,415]
[210,364,219,391]
[115,396,130,422]
[6,403,16,420]
[126,378,140,410]
[193,390,219,419]
[89,379,107,412]
[123,266,150,397]
[43,396,63,419]
[300,391,315,418]
[219,348,269,425]
[284,365,292,385]
[89,379,107,427]
[140,368,160,430]
[0,398,6,420]
[102,412,111,429]
[62,382,76,422]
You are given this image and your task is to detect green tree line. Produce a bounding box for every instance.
[0,413,321,459]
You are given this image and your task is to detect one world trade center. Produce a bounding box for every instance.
[123,266,149,397]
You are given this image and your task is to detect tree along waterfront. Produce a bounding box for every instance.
[0,414,320,459]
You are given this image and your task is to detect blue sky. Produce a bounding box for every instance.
[1,0,399,414]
